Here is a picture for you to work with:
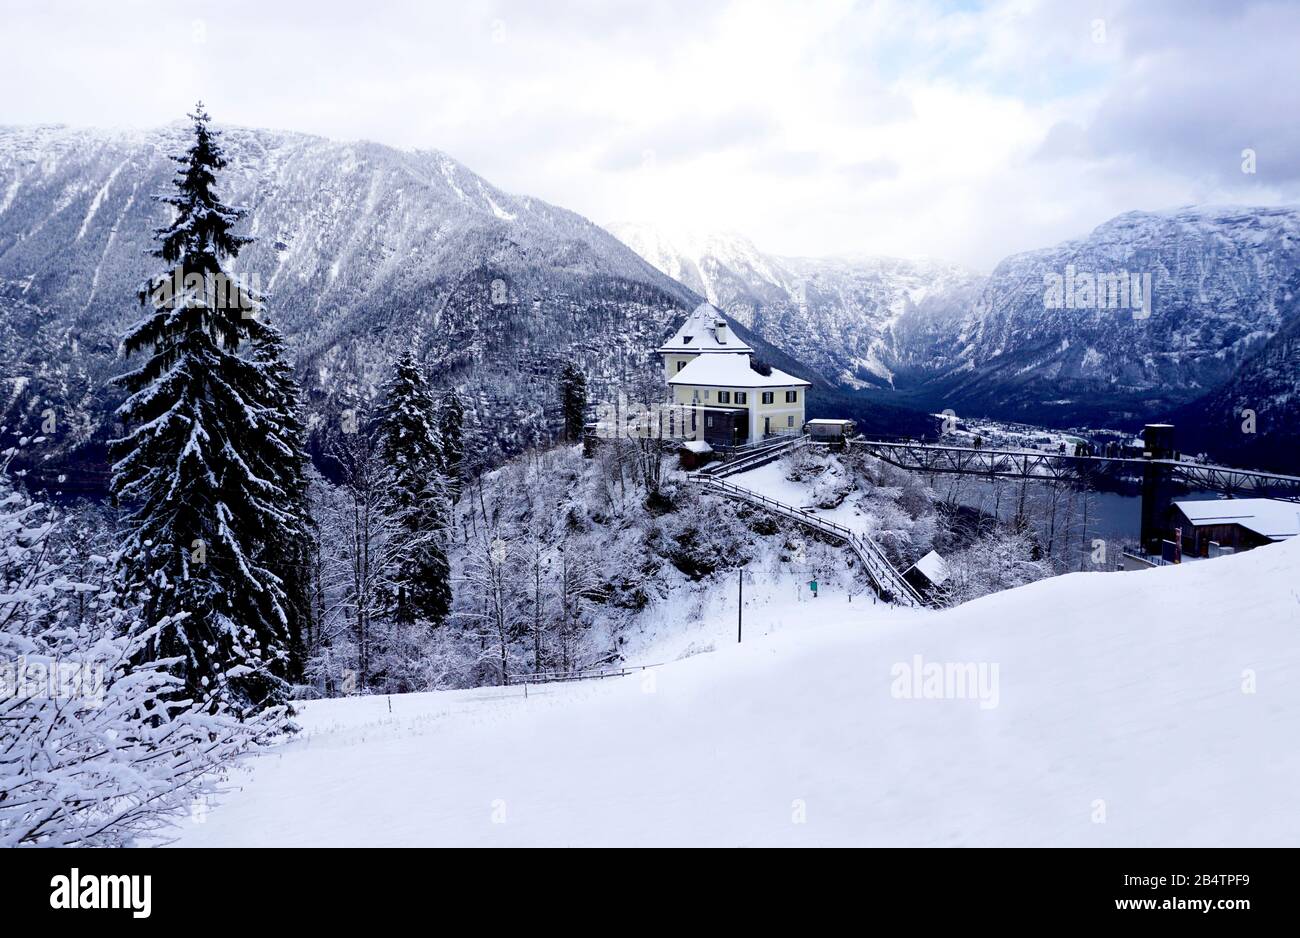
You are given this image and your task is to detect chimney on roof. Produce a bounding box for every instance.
[715,319,728,344]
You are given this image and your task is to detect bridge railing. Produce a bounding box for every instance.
[703,435,807,477]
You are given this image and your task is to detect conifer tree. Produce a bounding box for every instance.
[248,321,314,680]
[560,362,588,442]
[109,104,300,714]
[377,350,452,627]
[437,387,466,499]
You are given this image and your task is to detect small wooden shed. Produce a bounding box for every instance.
[678,439,714,471]
[805,418,855,450]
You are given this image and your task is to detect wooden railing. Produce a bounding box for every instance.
[688,470,930,609]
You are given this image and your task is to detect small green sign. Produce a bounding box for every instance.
[808,580,818,593]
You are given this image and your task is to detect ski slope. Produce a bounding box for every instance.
[171,538,1300,847]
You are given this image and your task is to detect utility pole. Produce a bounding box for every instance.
[737,569,743,643]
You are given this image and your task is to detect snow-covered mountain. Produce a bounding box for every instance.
[885,206,1300,432]
[1171,285,1300,472]
[0,124,729,471]
[607,222,983,389]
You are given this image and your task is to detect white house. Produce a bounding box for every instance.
[657,303,810,447]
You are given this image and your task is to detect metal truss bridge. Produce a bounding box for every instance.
[850,438,1300,552]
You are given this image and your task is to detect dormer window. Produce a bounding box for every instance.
[682,335,694,344]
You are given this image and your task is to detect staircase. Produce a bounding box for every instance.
[688,439,930,609]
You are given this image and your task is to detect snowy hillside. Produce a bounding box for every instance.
[171,535,1299,847]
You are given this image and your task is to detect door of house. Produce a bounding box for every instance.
[763,416,771,436]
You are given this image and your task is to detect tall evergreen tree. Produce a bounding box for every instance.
[377,350,452,627]
[437,387,466,499]
[109,104,300,714]
[248,321,315,681]
[559,362,588,443]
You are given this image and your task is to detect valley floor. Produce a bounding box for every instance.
[170,537,1300,847]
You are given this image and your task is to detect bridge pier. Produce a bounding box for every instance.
[1138,424,1176,554]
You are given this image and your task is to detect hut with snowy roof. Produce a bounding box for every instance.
[903,550,951,597]
[1170,498,1300,557]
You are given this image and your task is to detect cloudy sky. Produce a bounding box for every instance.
[4,0,1297,268]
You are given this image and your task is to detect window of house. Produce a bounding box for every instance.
[735,392,747,405]
[761,391,774,405]
[787,415,795,428]
[718,391,731,404]
[785,390,798,403]
[677,360,686,371]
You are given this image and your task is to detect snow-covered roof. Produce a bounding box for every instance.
[1173,498,1300,540]
[907,550,951,586]
[656,302,753,354]
[681,440,713,454]
[806,418,854,426]
[668,352,810,389]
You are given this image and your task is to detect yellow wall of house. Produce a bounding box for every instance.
[662,353,699,382]
[753,388,805,437]
[668,383,806,440]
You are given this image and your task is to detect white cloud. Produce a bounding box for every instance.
[1,0,1295,268]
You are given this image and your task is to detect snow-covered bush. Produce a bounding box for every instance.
[0,480,281,847]
[933,530,1052,606]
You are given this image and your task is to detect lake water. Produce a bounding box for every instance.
[944,476,1222,546]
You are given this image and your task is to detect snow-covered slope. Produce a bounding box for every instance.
[173,535,1300,847]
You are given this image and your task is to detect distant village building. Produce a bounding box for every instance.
[1170,498,1300,556]
[903,549,950,597]
[658,303,810,447]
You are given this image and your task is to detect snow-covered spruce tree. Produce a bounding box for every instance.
[248,321,315,681]
[437,387,466,500]
[108,104,301,715]
[376,350,451,628]
[559,361,588,443]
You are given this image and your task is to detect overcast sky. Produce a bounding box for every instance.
[3,0,1297,269]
